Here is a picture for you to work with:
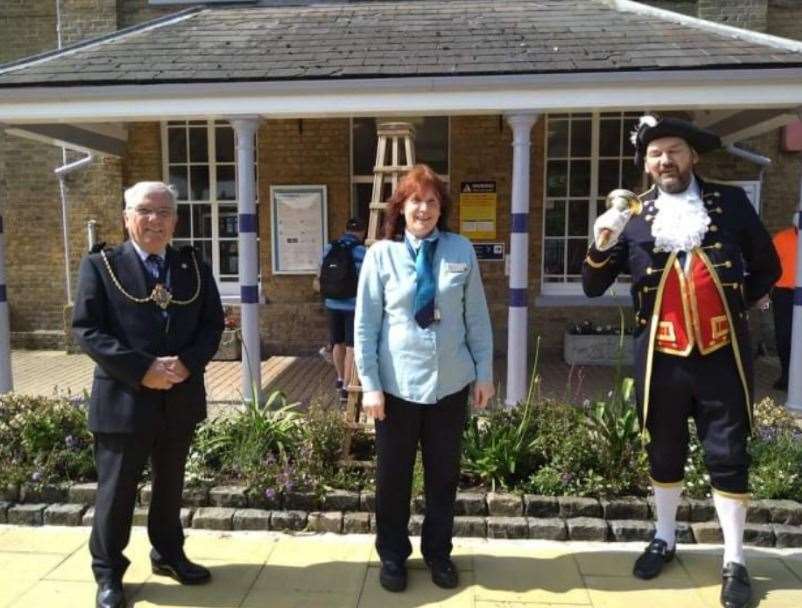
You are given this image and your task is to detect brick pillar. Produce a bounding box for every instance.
[698,0,768,32]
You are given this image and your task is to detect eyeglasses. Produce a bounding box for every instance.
[132,206,174,219]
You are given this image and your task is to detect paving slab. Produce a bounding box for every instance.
[44,531,153,584]
[254,537,371,593]
[181,530,278,564]
[8,579,98,608]
[0,552,68,606]
[0,526,87,554]
[359,566,476,607]
[680,552,802,608]
[583,574,709,608]
[132,559,261,608]
[473,546,591,605]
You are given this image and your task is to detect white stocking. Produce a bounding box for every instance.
[653,484,683,549]
[713,492,747,566]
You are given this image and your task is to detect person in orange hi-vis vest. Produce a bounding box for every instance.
[771,216,799,391]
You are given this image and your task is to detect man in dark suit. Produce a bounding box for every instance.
[73,181,224,608]
[583,116,780,608]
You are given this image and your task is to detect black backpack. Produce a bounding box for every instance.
[319,239,358,299]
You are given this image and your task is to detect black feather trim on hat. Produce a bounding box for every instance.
[632,115,721,168]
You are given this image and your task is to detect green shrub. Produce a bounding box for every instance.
[0,393,94,487]
[187,390,303,491]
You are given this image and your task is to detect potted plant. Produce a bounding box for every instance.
[563,320,634,366]
[213,306,241,361]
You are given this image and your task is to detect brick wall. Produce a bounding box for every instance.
[698,0,768,31]
[641,1,698,16]
[60,0,117,45]
[767,0,802,41]
[258,118,351,354]
[118,0,175,28]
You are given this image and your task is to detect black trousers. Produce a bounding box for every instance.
[90,407,195,584]
[773,287,793,383]
[374,386,469,564]
[645,347,750,494]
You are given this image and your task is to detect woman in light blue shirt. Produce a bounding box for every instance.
[355,164,494,593]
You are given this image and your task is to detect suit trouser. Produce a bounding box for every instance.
[374,386,469,564]
[645,347,750,494]
[773,287,793,383]
[90,408,195,584]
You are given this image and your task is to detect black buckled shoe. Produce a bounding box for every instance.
[633,538,676,580]
[379,560,407,592]
[425,557,459,589]
[721,562,751,608]
[96,580,125,608]
[151,555,211,585]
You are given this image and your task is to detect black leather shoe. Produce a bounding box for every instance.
[379,560,407,592]
[96,581,125,608]
[633,538,676,580]
[721,562,751,608]
[151,555,211,585]
[426,557,459,589]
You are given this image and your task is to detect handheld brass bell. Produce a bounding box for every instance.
[598,189,642,248]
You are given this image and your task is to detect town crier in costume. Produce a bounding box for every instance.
[583,115,780,608]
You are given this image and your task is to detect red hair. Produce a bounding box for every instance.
[381,164,450,240]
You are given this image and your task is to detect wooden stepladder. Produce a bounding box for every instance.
[341,122,416,458]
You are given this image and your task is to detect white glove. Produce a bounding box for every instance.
[593,206,631,251]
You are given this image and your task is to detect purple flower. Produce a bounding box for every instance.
[65,435,77,449]
[31,470,42,482]
[264,488,276,500]
[560,472,574,485]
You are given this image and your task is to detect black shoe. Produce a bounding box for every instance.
[426,557,459,589]
[379,560,407,592]
[339,387,349,404]
[633,538,675,580]
[151,555,211,585]
[721,562,751,608]
[96,581,125,608]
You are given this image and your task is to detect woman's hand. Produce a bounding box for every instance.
[362,390,386,421]
[473,382,495,410]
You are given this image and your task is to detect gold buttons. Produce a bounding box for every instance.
[709,225,718,232]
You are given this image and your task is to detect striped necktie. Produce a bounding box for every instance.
[413,239,437,328]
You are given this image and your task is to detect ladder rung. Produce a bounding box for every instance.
[373,165,414,173]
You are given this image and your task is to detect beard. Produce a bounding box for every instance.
[653,165,693,194]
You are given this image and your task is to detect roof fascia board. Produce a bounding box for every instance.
[3,70,802,122]
[2,123,127,156]
[608,0,802,53]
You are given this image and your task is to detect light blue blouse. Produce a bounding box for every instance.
[354,229,493,404]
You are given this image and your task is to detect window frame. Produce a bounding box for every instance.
[541,111,643,297]
[160,120,258,298]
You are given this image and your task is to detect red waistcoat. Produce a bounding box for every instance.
[656,251,731,356]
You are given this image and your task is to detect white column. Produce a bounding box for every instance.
[787,171,802,412]
[229,117,261,402]
[504,113,539,406]
[0,214,12,392]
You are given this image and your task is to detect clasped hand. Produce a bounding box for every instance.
[141,356,190,390]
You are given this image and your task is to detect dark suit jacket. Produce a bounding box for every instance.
[72,241,224,434]
[582,176,780,433]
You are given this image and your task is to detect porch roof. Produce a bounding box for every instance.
[2,0,802,88]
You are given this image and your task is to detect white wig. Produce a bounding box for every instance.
[123,181,178,210]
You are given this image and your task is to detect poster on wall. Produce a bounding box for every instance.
[460,181,497,240]
[270,185,328,274]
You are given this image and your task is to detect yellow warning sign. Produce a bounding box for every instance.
[460,181,497,240]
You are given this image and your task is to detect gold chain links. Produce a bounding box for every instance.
[100,249,202,309]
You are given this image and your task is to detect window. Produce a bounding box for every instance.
[162,120,258,296]
[542,112,645,295]
[351,117,449,221]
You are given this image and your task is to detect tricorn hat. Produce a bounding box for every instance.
[631,114,721,169]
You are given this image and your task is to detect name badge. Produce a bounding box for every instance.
[446,262,468,273]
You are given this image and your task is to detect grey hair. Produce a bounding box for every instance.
[123,181,178,211]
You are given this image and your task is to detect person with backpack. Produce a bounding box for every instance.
[318,217,367,402]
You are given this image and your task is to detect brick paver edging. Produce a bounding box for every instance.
[2,484,802,547]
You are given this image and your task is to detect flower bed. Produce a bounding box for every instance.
[2,379,801,541]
